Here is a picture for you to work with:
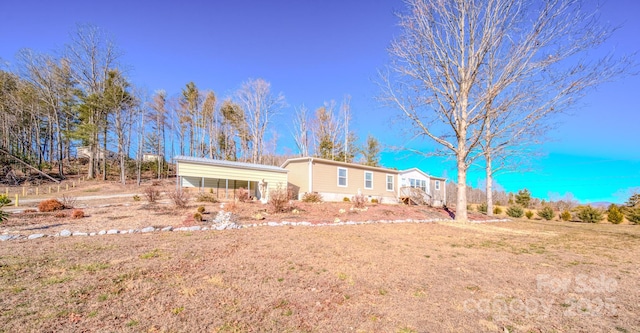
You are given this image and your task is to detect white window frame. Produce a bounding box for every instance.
[386,174,394,191]
[337,167,348,187]
[364,171,373,190]
[435,180,441,190]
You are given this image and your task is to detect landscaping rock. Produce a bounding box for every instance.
[59,229,72,237]
[73,231,88,236]
[89,232,96,236]
[141,226,155,233]
[98,230,106,235]
[28,233,45,240]
[0,235,16,241]
[161,226,173,232]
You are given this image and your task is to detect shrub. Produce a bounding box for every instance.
[237,187,249,202]
[343,197,350,202]
[537,206,555,220]
[467,204,474,212]
[168,189,190,208]
[525,210,534,219]
[302,192,323,203]
[607,204,624,224]
[371,198,379,204]
[625,207,640,225]
[193,212,203,222]
[60,194,76,209]
[54,212,67,218]
[560,210,572,221]
[352,193,367,209]
[0,209,8,223]
[575,205,603,223]
[0,194,11,205]
[478,203,488,214]
[506,205,524,218]
[38,199,64,212]
[287,186,296,201]
[133,195,141,202]
[144,186,161,203]
[268,186,290,213]
[196,193,218,203]
[197,206,206,214]
[515,189,532,208]
[71,209,84,219]
[493,207,502,215]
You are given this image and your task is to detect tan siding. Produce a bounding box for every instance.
[284,160,309,194]
[312,162,397,200]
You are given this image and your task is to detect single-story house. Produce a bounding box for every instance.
[281,157,400,204]
[174,155,288,201]
[398,168,447,207]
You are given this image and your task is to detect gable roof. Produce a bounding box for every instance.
[399,167,446,181]
[281,157,399,174]
[174,155,288,173]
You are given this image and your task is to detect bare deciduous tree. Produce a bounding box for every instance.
[381,0,632,221]
[236,78,285,164]
[292,105,311,157]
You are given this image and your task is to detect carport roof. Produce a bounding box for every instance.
[174,156,288,173]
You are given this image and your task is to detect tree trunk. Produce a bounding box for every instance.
[456,154,468,221]
[486,153,494,216]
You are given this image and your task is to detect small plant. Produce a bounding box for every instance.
[197,206,206,214]
[352,193,367,209]
[38,199,65,212]
[525,210,534,219]
[371,198,379,204]
[0,208,9,223]
[560,210,572,221]
[268,186,290,213]
[193,212,203,222]
[168,189,190,208]
[237,187,249,202]
[196,193,218,203]
[343,197,351,202]
[54,212,67,218]
[60,194,77,208]
[71,209,85,219]
[133,194,141,202]
[0,194,12,205]
[477,203,488,214]
[506,205,524,218]
[575,205,603,223]
[467,204,474,212]
[607,204,624,224]
[301,192,323,203]
[0,195,9,222]
[143,186,161,203]
[537,206,555,220]
[493,206,502,215]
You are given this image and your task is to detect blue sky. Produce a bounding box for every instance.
[1,0,638,203]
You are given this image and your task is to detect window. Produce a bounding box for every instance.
[338,167,347,187]
[435,180,441,190]
[386,175,394,191]
[407,178,427,192]
[364,171,373,189]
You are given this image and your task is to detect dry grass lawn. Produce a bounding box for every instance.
[1,219,639,332]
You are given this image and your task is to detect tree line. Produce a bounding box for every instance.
[0,24,382,185]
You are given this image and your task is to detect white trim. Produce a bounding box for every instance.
[386,174,394,191]
[364,171,373,190]
[337,167,348,187]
